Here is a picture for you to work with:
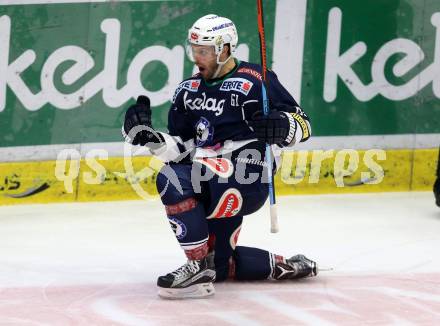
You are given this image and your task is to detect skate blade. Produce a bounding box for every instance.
[317,267,334,272]
[158,282,215,299]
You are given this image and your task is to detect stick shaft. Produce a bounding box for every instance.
[257,0,278,233]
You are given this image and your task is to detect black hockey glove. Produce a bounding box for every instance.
[122,96,164,147]
[248,111,295,147]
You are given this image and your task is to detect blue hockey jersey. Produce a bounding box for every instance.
[168,59,309,149]
[151,59,311,163]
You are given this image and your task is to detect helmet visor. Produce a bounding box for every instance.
[185,41,216,62]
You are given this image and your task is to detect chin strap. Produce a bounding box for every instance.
[212,53,233,79]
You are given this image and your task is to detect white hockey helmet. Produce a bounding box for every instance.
[187,14,238,56]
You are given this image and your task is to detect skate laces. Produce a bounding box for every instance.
[171,260,200,280]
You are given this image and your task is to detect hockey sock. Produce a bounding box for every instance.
[233,246,285,280]
[207,216,243,281]
[165,198,209,260]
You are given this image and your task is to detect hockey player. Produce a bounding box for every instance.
[122,14,317,299]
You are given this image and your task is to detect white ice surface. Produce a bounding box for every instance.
[0,192,439,325]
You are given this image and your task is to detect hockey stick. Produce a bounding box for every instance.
[257,0,278,233]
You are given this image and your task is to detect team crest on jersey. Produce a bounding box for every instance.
[172,79,201,103]
[207,188,243,219]
[219,78,253,96]
[194,117,214,147]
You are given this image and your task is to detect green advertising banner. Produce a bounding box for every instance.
[0,0,439,148]
[301,0,440,136]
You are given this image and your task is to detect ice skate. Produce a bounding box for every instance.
[157,256,216,299]
[274,254,318,280]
